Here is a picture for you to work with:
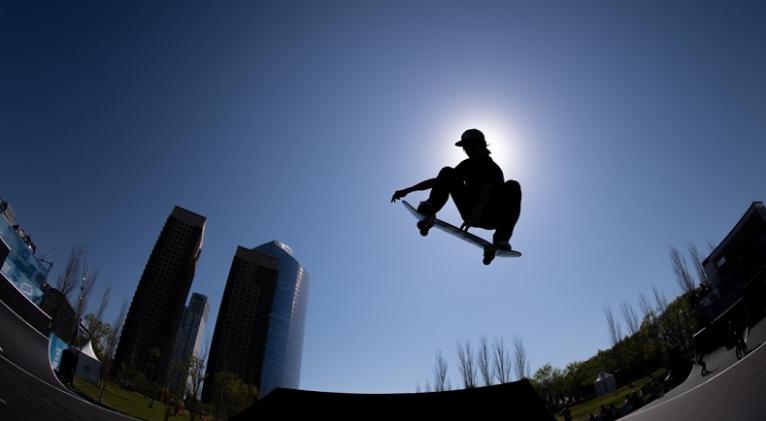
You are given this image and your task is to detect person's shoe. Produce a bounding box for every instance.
[416,201,436,237]
[416,201,436,217]
[483,245,497,265]
[493,239,512,251]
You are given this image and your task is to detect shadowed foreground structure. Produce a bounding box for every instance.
[231,379,555,418]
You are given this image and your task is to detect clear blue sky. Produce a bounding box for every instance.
[2,1,765,393]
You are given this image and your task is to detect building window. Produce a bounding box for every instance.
[716,255,726,269]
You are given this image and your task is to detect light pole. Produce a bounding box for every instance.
[71,284,84,344]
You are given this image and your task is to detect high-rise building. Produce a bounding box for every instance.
[172,292,209,389]
[203,241,309,400]
[113,206,205,383]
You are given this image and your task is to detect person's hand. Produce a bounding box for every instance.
[391,189,408,203]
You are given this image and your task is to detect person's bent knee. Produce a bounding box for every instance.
[504,179,521,195]
[438,166,456,177]
[437,167,458,182]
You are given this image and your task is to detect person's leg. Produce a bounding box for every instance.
[490,180,522,246]
[419,167,466,215]
[416,167,467,236]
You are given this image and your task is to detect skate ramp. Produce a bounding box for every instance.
[0,279,63,388]
[0,271,50,336]
[1,277,134,420]
[657,345,734,403]
[650,315,766,406]
[231,379,555,419]
[622,340,766,421]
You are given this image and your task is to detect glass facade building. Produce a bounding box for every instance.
[172,292,209,389]
[254,241,310,396]
[174,293,210,363]
[203,241,309,400]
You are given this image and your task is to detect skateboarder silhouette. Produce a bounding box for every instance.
[391,128,521,253]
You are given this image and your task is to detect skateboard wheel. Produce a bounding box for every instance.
[417,220,432,236]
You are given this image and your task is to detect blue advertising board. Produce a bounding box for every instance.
[0,214,50,304]
[49,333,69,370]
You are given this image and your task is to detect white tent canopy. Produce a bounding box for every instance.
[594,370,617,396]
[75,340,101,384]
[80,340,100,362]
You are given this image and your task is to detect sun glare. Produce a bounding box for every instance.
[434,113,523,175]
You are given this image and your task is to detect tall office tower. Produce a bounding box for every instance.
[172,292,209,389]
[113,206,205,383]
[203,241,309,400]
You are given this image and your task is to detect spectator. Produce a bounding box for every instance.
[694,353,709,376]
[609,403,618,419]
[561,405,572,421]
[599,404,612,421]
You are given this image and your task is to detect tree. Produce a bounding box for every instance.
[433,350,448,392]
[92,284,111,338]
[603,306,622,346]
[477,336,493,386]
[187,338,209,421]
[74,252,98,324]
[638,292,654,321]
[493,337,513,384]
[562,360,589,401]
[604,305,627,383]
[651,284,668,314]
[145,347,163,408]
[210,372,258,421]
[621,301,640,337]
[513,335,530,379]
[165,359,191,421]
[533,363,565,408]
[99,299,128,404]
[456,341,477,388]
[670,246,695,295]
[56,246,84,298]
[688,244,709,287]
[533,364,554,397]
[54,246,99,344]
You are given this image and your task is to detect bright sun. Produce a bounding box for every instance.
[435,114,522,174]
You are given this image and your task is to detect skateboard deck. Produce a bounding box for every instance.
[402,200,521,263]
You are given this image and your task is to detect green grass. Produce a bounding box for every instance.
[73,377,201,421]
[557,369,665,421]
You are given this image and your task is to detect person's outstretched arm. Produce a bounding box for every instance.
[391,178,436,202]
